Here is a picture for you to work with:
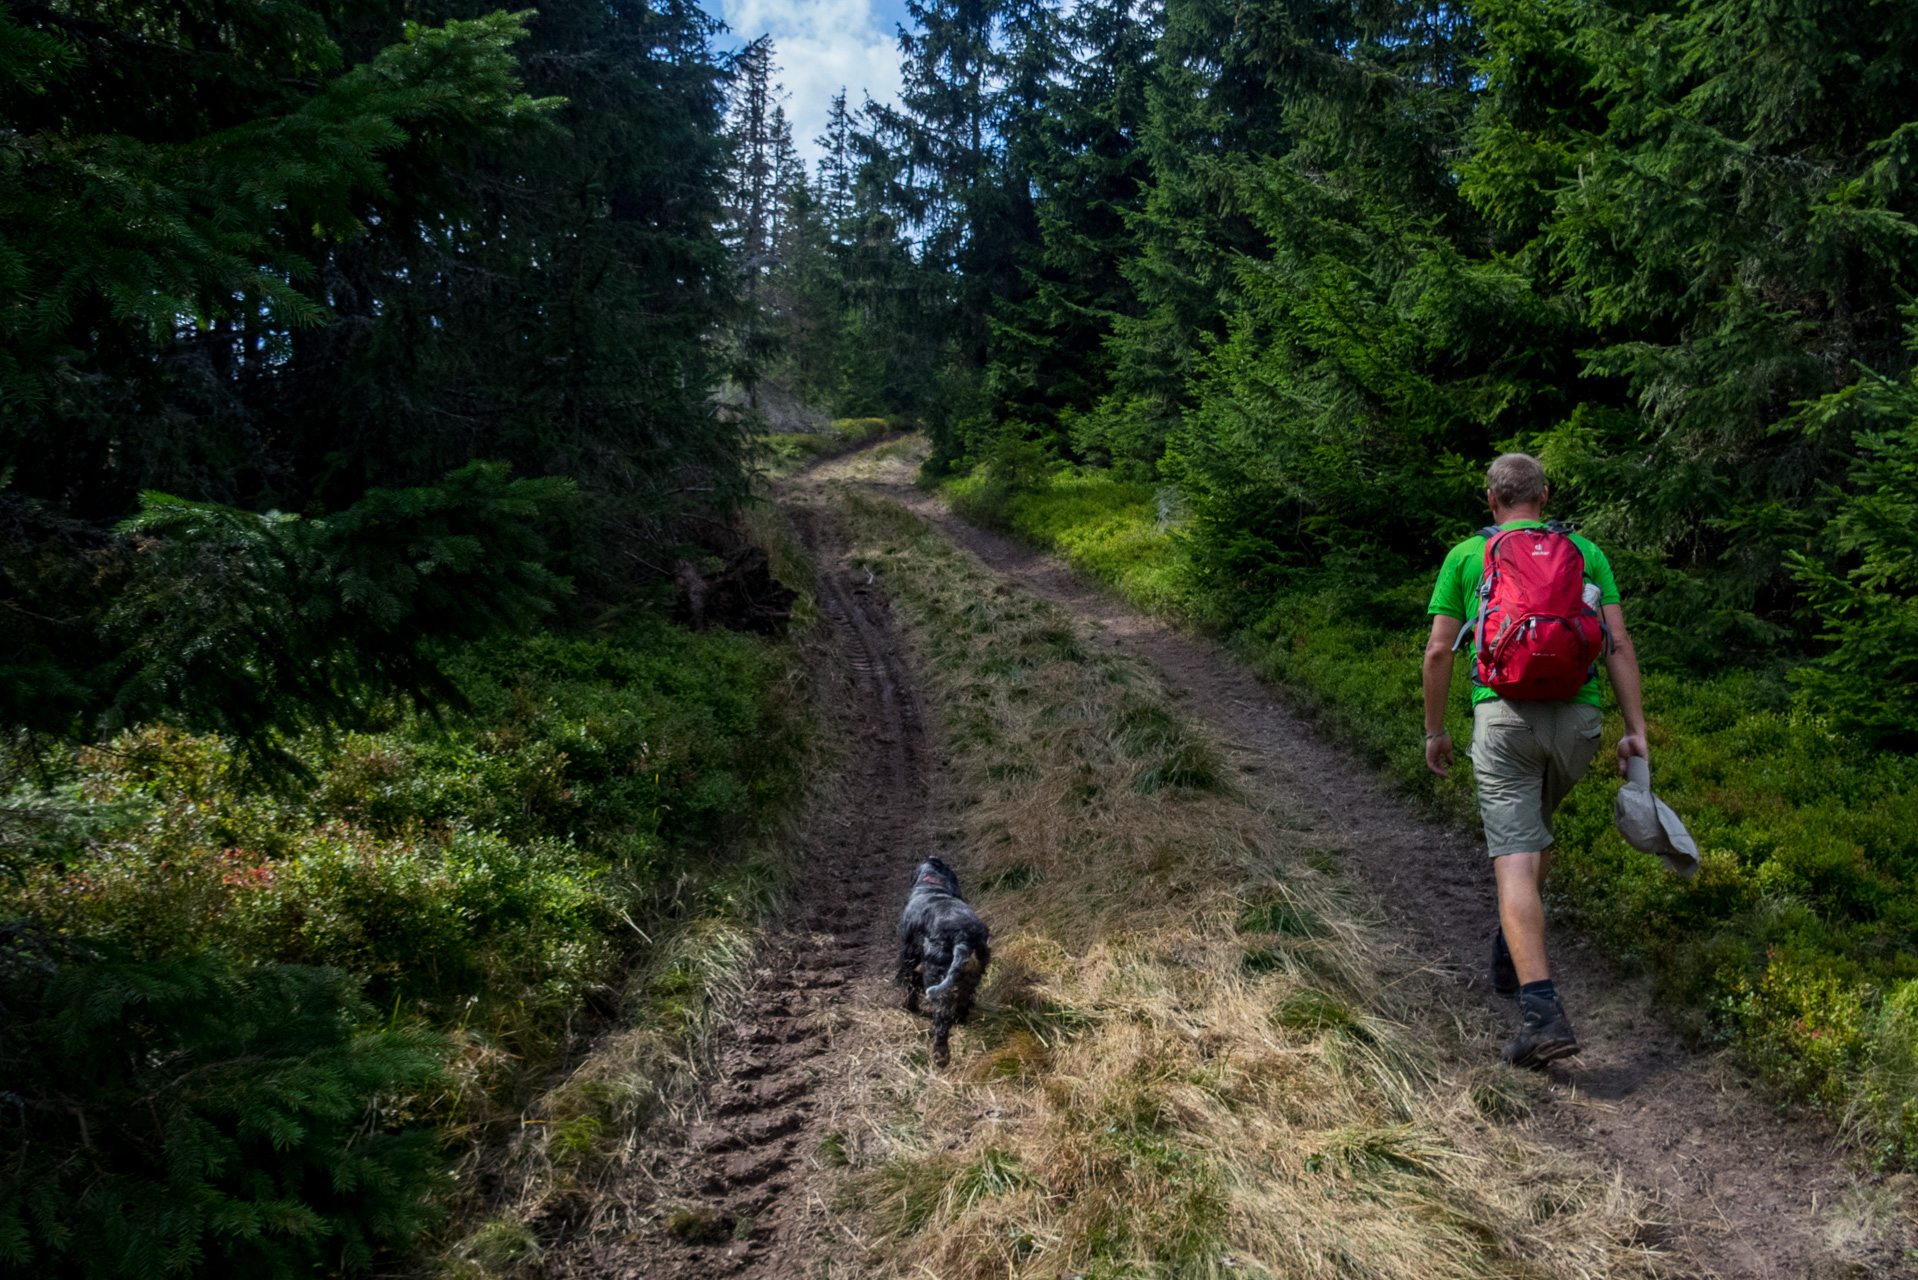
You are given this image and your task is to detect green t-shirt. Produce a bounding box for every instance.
[1428,520,1620,707]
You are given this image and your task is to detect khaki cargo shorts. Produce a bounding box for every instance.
[1469,698,1603,858]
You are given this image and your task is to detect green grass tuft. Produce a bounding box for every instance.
[665,1206,733,1244]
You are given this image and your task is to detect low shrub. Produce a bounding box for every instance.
[945,467,1215,627]
[0,608,807,1269]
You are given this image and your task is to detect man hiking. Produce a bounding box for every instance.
[1422,453,1649,1067]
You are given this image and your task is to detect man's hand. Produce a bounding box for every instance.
[1616,732,1648,776]
[1426,732,1453,777]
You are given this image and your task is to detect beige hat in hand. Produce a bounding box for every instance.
[1613,756,1699,879]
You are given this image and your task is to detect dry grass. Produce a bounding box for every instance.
[808,485,1686,1280]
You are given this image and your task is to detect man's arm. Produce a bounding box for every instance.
[1423,614,1464,775]
[1601,602,1649,774]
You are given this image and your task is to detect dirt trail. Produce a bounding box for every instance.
[854,466,1905,1280]
[550,448,1904,1280]
[552,496,929,1279]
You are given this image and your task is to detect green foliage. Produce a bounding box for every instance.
[753,417,902,473]
[0,946,449,1278]
[1733,949,1874,1112]
[0,609,806,1270]
[943,467,1214,625]
[1,463,574,769]
[0,0,747,768]
[7,609,797,988]
[985,0,1155,457]
[0,7,558,416]
[99,464,573,754]
[1788,359,1918,748]
[1854,981,1918,1164]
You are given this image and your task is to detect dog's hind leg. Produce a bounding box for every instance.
[953,976,978,1027]
[956,940,988,1024]
[896,939,923,1014]
[932,1006,955,1067]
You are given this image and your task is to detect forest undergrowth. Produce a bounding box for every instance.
[940,456,1918,1171]
[0,514,820,1277]
[819,483,1676,1280]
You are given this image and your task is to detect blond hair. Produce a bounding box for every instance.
[1486,453,1547,507]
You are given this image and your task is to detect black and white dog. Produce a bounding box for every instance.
[895,857,992,1066]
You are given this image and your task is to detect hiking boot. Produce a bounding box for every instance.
[1502,990,1580,1068]
[1491,929,1519,997]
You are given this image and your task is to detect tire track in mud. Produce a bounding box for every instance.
[553,499,928,1280]
[853,468,1907,1280]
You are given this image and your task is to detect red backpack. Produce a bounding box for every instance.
[1463,524,1608,700]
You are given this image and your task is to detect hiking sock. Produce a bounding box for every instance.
[1518,979,1557,1003]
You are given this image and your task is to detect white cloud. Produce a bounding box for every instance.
[707,0,907,165]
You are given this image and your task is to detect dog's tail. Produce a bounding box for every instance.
[925,942,973,999]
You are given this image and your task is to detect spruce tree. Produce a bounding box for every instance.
[1462,0,1918,659]
[295,0,741,579]
[987,0,1156,461]
[0,6,558,518]
[816,91,860,233]
[1100,0,1291,454]
[722,39,797,410]
[1,0,743,742]
[0,944,450,1278]
[889,0,1005,272]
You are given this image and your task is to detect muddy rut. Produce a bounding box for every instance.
[552,499,929,1279]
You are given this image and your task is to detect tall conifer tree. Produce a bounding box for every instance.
[989,0,1157,460]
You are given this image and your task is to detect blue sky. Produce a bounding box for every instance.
[701,0,911,164]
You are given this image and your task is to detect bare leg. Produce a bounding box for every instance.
[1494,849,1552,985]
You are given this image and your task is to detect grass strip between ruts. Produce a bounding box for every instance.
[814,477,1674,1280]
